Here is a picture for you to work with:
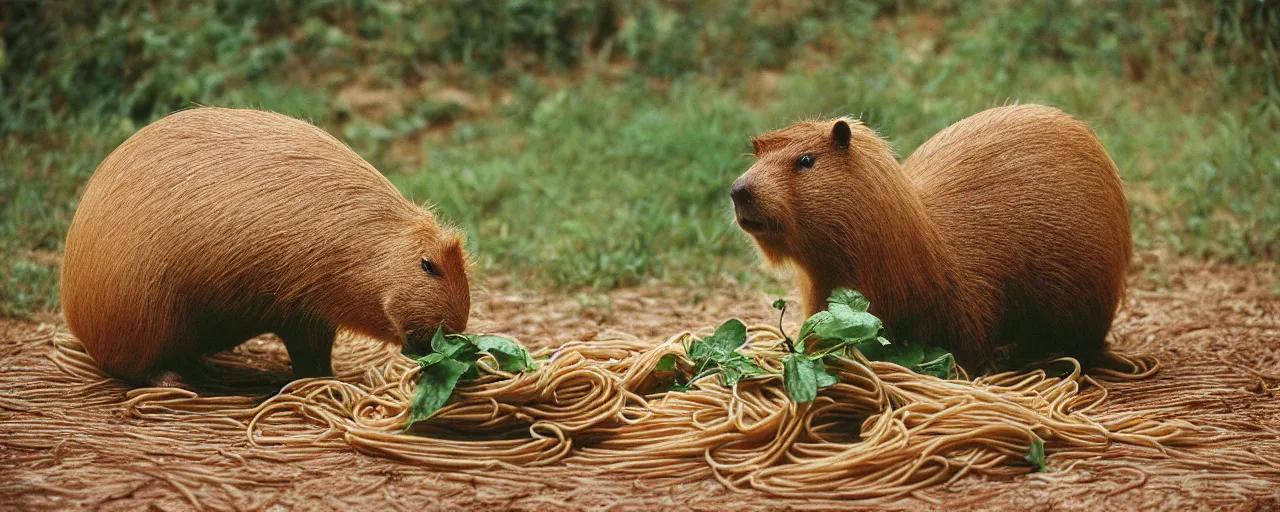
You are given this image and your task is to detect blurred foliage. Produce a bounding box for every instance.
[1,0,1277,316]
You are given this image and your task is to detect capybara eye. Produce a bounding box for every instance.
[421,257,441,277]
[796,153,815,169]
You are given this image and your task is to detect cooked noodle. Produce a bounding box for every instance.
[39,322,1228,501]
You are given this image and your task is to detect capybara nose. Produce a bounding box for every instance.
[731,177,753,206]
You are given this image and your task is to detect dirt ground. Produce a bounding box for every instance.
[1,257,1278,511]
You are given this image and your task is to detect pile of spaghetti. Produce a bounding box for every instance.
[105,309,1212,500]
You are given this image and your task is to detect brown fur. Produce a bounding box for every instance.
[732,105,1132,371]
[61,107,471,383]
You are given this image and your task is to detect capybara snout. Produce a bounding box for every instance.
[61,107,473,383]
[730,176,752,205]
[729,177,764,231]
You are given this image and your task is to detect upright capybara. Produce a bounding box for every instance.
[731,105,1132,371]
[61,107,471,383]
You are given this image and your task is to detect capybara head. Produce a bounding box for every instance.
[731,117,892,263]
[380,225,471,352]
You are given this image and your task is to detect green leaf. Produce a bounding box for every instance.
[460,362,481,380]
[914,355,954,379]
[922,345,948,360]
[686,339,711,361]
[1025,434,1047,472]
[885,341,925,368]
[407,357,470,428]
[852,337,888,360]
[683,320,765,389]
[655,354,678,371]
[772,298,787,310]
[430,328,468,358]
[815,305,882,342]
[812,357,838,388]
[801,288,880,352]
[415,352,446,367]
[828,288,870,312]
[783,353,818,403]
[719,356,767,387]
[473,335,535,372]
[913,346,955,379]
[720,366,744,387]
[796,310,832,345]
[703,318,748,360]
[427,326,445,345]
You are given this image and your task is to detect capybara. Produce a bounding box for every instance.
[731,104,1132,371]
[61,107,471,383]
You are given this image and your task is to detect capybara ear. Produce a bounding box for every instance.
[751,137,765,156]
[832,120,852,149]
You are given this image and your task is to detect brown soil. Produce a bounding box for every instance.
[1,259,1277,511]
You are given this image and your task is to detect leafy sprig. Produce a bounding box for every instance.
[405,327,536,428]
[790,289,956,381]
[663,288,958,404]
[681,319,769,388]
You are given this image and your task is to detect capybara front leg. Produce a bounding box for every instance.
[278,318,336,379]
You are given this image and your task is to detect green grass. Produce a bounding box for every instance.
[392,78,763,289]
[2,1,1277,317]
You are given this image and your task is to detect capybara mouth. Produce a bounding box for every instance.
[403,330,432,355]
[404,323,453,353]
[404,320,465,348]
[737,217,773,233]
[735,211,780,234]
[733,198,780,234]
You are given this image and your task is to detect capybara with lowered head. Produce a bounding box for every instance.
[731,104,1131,371]
[61,107,471,384]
